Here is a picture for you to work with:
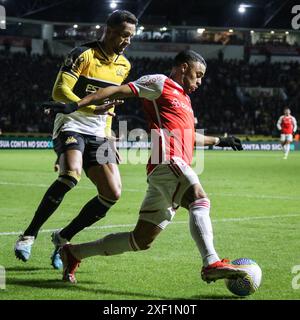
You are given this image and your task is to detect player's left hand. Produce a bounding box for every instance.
[217,136,243,151]
[43,101,78,115]
[93,100,124,116]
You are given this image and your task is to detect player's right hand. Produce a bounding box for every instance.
[43,101,79,116]
[217,136,243,151]
[93,100,124,116]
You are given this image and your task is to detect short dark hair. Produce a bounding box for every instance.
[173,50,206,67]
[106,10,138,28]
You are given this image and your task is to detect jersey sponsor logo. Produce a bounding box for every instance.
[65,136,78,145]
[86,84,101,94]
[172,98,193,113]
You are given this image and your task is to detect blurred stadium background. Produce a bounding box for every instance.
[1,0,300,302]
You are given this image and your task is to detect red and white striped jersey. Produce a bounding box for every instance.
[128,74,195,175]
[277,115,297,134]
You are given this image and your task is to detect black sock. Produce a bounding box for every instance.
[24,180,72,238]
[60,196,115,241]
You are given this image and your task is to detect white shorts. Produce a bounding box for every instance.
[280,134,293,142]
[139,157,200,229]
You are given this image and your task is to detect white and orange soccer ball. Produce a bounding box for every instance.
[225,258,262,296]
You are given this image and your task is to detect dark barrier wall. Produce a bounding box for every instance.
[0,137,300,151]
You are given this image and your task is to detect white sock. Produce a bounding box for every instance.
[285,144,290,156]
[71,232,139,260]
[189,198,220,267]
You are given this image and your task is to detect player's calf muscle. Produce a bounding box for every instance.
[132,221,161,250]
[89,165,122,201]
[133,235,154,250]
[99,178,122,200]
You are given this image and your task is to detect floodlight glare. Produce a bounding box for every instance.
[197,28,205,34]
[238,5,246,13]
[110,1,117,9]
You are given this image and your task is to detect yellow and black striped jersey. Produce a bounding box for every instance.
[52,41,131,138]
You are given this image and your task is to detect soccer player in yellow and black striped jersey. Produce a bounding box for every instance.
[14,10,138,269]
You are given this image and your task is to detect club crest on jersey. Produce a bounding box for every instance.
[116,68,125,77]
[65,136,78,145]
[64,55,84,69]
[64,56,73,67]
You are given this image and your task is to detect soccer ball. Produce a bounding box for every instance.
[225,258,262,297]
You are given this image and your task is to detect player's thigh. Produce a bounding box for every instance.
[139,181,175,230]
[87,163,122,200]
[59,150,83,175]
[286,134,293,142]
[280,134,287,143]
[54,131,84,175]
[152,158,204,210]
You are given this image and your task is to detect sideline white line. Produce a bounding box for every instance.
[0,181,94,190]
[0,181,140,192]
[0,213,299,236]
[210,192,300,201]
[0,181,299,201]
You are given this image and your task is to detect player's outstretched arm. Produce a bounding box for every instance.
[195,132,243,151]
[195,132,219,146]
[79,84,134,113]
[43,84,134,116]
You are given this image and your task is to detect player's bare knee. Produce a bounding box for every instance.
[111,186,122,201]
[99,187,121,202]
[194,190,207,200]
[182,185,207,209]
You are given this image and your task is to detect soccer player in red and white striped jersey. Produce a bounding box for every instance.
[277,108,297,159]
[44,50,245,284]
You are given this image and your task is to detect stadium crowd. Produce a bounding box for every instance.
[0,50,299,136]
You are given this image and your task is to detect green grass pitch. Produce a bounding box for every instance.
[0,149,300,300]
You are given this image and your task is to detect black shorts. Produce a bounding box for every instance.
[53,131,118,171]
